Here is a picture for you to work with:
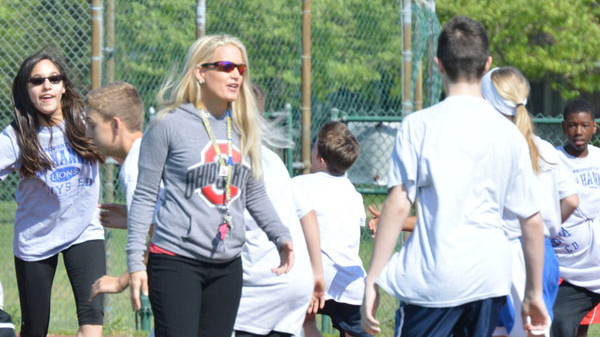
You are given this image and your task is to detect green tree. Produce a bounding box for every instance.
[437,0,600,100]
[112,0,196,111]
[209,0,407,114]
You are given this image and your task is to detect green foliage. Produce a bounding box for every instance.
[112,0,196,110]
[204,0,407,113]
[437,0,600,100]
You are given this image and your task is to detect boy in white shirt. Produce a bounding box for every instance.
[360,16,549,337]
[293,121,370,337]
[551,98,600,336]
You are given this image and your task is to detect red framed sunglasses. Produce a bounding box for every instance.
[200,61,247,75]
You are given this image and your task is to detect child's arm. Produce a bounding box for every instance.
[361,185,411,335]
[99,203,128,229]
[560,194,579,223]
[299,210,325,313]
[89,271,129,301]
[0,127,19,179]
[518,212,551,333]
[556,154,579,223]
[367,205,416,238]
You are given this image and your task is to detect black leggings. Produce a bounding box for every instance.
[148,253,243,337]
[14,239,105,337]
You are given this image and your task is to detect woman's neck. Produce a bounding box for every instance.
[199,100,228,118]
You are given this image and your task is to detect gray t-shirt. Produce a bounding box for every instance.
[0,122,103,261]
[126,103,291,272]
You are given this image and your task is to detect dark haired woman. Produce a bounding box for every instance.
[0,52,105,336]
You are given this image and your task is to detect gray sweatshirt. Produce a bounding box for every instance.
[126,103,291,272]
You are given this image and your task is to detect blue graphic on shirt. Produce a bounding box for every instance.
[36,142,95,197]
[51,166,80,182]
[573,167,600,189]
[550,226,579,254]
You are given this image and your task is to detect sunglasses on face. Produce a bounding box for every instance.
[200,61,247,75]
[28,75,64,86]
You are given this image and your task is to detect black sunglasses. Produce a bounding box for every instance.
[28,75,64,86]
[200,61,247,75]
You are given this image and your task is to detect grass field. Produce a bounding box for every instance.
[1,196,600,336]
[0,223,147,335]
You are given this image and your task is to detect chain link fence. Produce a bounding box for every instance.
[0,0,583,335]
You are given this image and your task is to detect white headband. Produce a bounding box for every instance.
[481,67,527,116]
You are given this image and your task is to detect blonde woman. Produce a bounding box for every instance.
[482,66,578,337]
[126,34,293,336]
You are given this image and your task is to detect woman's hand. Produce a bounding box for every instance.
[129,270,148,310]
[271,240,294,275]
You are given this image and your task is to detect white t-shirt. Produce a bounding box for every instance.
[234,147,313,335]
[120,137,164,219]
[502,137,577,239]
[0,123,104,261]
[378,95,540,307]
[551,145,600,293]
[292,171,367,305]
[120,138,141,209]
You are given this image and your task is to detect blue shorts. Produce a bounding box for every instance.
[319,299,372,337]
[395,296,506,337]
[497,238,559,334]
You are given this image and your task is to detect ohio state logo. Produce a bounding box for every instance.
[185,141,246,207]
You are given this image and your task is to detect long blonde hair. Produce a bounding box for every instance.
[156,34,264,178]
[491,67,541,173]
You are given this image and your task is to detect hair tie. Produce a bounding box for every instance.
[516,103,524,107]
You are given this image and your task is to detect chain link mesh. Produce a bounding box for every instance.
[0,1,581,335]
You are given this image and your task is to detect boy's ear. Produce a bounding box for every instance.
[483,56,493,74]
[561,121,568,134]
[316,155,326,170]
[434,57,445,75]
[111,116,122,134]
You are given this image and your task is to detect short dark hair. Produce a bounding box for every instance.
[563,98,597,120]
[316,121,359,176]
[437,16,489,82]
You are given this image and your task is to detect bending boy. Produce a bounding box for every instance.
[85,82,149,296]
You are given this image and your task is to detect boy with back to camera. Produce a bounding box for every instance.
[551,98,600,337]
[293,121,371,337]
[360,16,549,337]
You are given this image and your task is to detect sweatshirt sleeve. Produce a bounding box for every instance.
[126,120,170,273]
[245,173,292,250]
[0,126,19,180]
